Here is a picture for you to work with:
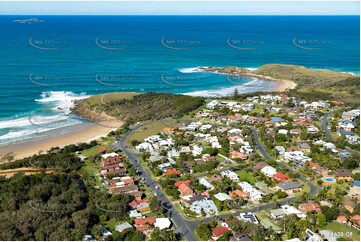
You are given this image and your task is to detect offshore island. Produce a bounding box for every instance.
[0,64,359,241]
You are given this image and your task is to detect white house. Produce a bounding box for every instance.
[155,218,172,230]
[261,166,277,177]
[207,100,219,109]
[220,170,239,182]
[199,177,214,190]
[135,142,153,152]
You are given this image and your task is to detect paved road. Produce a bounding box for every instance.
[250,127,319,196]
[322,111,335,141]
[115,121,319,239]
[114,122,198,241]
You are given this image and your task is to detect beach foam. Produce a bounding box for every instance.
[35,91,90,114]
[178,67,204,73]
[183,78,275,97]
[0,91,89,145]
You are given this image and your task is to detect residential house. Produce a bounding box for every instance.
[281,205,307,219]
[178,183,194,197]
[342,197,356,213]
[115,222,133,233]
[214,193,231,201]
[211,226,231,241]
[154,218,172,230]
[260,166,277,177]
[238,212,259,224]
[276,182,302,194]
[334,169,353,181]
[269,208,287,220]
[273,172,290,183]
[221,170,239,182]
[229,189,248,199]
[253,162,268,172]
[199,177,214,190]
[134,217,156,232]
[163,169,182,176]
[230,151,248,160]
[129,200,150,213]
[305,229,323,241]
[298,202,321,214]
[297,142,311,153]
[190,198,218,215]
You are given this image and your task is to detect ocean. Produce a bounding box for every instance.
[0,15,359,145]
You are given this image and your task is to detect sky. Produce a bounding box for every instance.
[0,1,359,15]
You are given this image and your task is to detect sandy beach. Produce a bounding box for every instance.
[0,121,121,161]
[272,78,298,92]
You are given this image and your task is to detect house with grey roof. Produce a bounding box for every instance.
[276,181,302,194]
[115,222,133,233]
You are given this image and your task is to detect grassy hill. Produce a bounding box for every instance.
[73,92,205,123]
[253,64,359,105]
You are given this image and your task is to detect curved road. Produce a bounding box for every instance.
[115,122,198,241]
[115,121,319,240]
[322,111,335,141]
[250,127,319,196]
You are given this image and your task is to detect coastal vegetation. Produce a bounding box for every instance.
[200,64,360,106]
[73,92,205,123]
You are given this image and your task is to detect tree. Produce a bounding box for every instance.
[234,88,239,99]
[321,206,340,222]
[218,231,232,241]
[150,196,163,214]
[317,214,327,227]
[195,222,212,241]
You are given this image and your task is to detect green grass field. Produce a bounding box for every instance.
[126,120,178,145]
[85,92,138,107]
[325,222,360,241]
[235,170,256,183]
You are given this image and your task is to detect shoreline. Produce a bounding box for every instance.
[197,66,298,93]
[0,121,120,161]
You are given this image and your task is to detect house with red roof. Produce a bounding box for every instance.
[174,180,191,187]
[336,216,348,225]
[273,172,290,183]
[298,202,322,214]
[230,151,248,160]
[211,226,231,241]
[229,189,248,199]
[98,147,107,154]
[129,200,150,213]
[350,215,360,229]
[134,217,156,232]
[163,168,182,176]
[178,183,194,197]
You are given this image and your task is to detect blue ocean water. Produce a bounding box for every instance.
[0,15,359,145]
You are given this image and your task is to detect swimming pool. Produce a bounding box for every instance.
[324,177,336,182]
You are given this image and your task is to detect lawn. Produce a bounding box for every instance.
[126,121,177,145]
[256,212,282,232]
[235,170,256,183]
[325,222,360,241]
[85,92,138,106]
